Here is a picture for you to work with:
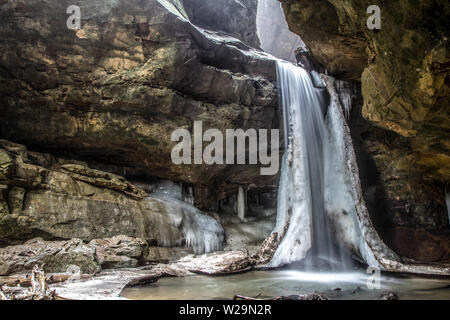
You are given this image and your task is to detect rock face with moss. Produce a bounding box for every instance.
[0,0,279,210]
[282,0,449,261]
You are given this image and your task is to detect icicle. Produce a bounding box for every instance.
[183,185,194,205]
[146,183,224,254]
[334,80,354,120]
[238,186,246,222]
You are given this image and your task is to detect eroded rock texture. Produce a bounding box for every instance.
[0,238,101,275]
[282,0,450,261]
[89,235,149,269]
[0,235,154,275]
[183,0,261,48]
[0,139,226,253]
[172,249,252,274]
[0,0,279,210]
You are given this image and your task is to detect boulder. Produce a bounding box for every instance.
[0,238,101,276]
[173,250,252,274]
[146,246,193,263]
[89,236,149,269]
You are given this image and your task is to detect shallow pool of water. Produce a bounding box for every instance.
[120,270,450,300]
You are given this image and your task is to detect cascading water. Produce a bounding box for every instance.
[270,61,349,269]
[269,60,446,275]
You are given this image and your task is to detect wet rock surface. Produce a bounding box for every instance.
[384,227,450,263]
[283,0,449,181]
[146,247,193,264]
[281,0,368,80]
[183,0,261,48]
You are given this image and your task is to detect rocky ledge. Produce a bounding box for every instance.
[0,139,226,249]
[0,245,257,300]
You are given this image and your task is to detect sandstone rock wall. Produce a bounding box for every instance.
[0,0,280,209]
[282,0,449,185]
[0,139,224,250]
[183,0,261,48]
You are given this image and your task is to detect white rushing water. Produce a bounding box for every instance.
[270,61,350,268]
[272,61,406,273]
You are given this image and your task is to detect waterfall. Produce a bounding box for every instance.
[268,60,450,276]
[270,61,347,268]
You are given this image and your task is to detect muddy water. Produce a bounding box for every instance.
[120,270,450,300]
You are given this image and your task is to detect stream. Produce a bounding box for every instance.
[120,270,450,300]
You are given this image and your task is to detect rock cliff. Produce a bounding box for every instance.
[0,0,279,211]
[281,0,449,261]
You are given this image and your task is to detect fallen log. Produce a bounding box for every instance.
[233,293,329,300]
[0,265,72,300]
[0,273,92,288]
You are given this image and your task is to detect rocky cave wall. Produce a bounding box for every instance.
[1,0,448,265]
[282,0,450,262]
[0,0,280,211]
[0,0,280,252]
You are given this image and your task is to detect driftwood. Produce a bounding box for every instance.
[0,265,69,300]
[0,274,91,288]
[123,274,162,289]
[233,293,329,301]
[379,291,399,300]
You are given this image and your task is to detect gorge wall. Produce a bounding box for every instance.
[281,0,450,262]
[0,0,279,210]
[0,0,279,255]
[0,0,448,269]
